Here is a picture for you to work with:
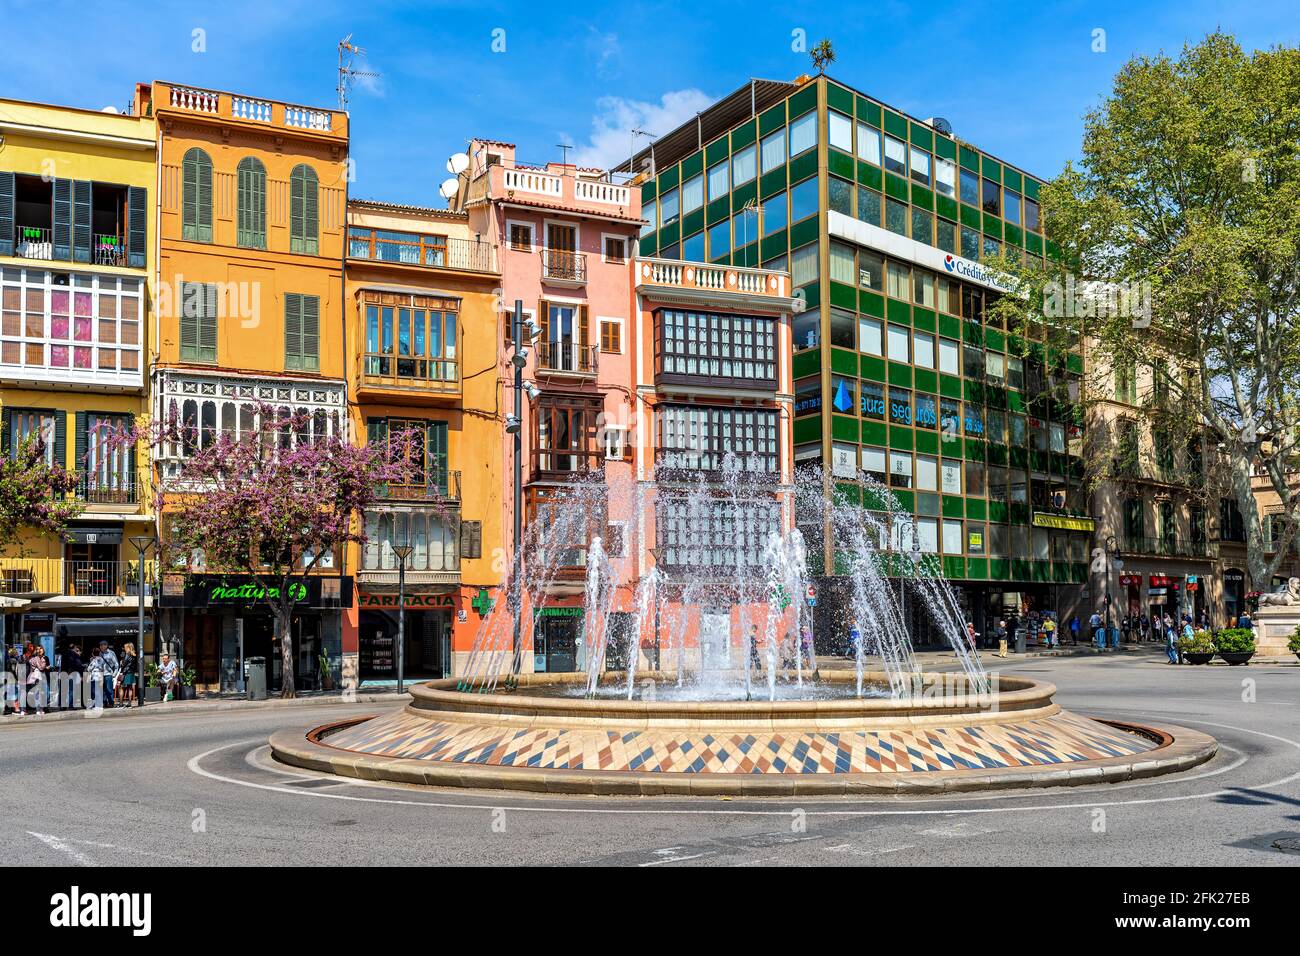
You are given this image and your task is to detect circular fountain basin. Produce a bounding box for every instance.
[270,670,1217,796]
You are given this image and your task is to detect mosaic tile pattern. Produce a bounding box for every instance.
[321,710,1159,775]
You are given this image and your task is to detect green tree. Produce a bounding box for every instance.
[988,32,1300,590]
[811,39,835,75]
[0,433,81,550]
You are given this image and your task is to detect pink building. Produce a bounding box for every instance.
[455,141,642,674]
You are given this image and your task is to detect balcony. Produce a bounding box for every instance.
[0,558,157,599]
[541,249,587,284]
[375,470,462,504]
[465,156,640,221]
[348,230,496,274]
[70,473,148,512]
[1116,535,1217,559]
[530,448,604,484]
[159,83,342,137]
[360,352,459,397]
[536,342,597,377]
[635,257,794,312]
[4,172,143,269]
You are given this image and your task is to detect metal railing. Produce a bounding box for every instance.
[14,225,53,260]
[1116,535,1216,559]
[536,342,597,375]
[348,231,496,273]
[375,470,462,503]
[0,558,156,596]
[71,472,145,506]
[530,448,604,483]
[541,249,587,282]
[361,353,459,390]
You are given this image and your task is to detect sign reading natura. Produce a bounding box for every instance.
[209,581,308,603]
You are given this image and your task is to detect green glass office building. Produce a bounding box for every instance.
[623,75,1090,648]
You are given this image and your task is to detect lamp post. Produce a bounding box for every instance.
[1100,535,1124,649]
[129,534,154,708]
[392,545,413,694]
[506,299,541,683]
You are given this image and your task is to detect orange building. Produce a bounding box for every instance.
[343,199,503,684]
[143,81,351,692]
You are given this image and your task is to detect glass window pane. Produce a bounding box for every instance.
[732,145,756,186]
[790,112,817,156]
[790,177,819,223]
[857,124,880,165]
[828,111,853,152]
[761,128,787,174]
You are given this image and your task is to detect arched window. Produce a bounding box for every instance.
[236,157,267,248]
[182,148,213,243]
[289,164,319,254]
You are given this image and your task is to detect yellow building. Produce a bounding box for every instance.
[145,81,351,692]
[0,95,157,659]
[344,199,503,683]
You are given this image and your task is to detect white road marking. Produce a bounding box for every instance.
[28,831,95,866]
[639,847,715,866]
[185,719,1298,818]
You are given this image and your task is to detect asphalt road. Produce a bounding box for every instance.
[2,654,1298,867]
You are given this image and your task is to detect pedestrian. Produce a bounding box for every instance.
[4,646,22,715]
[1043,616,1057,649]
[1069,615,1080,646]
[965,622,978,652]
[1139,615,1150,643]
[98,640,118,708]
[86,647,105,709]
[118,642,138,707]
[1089,610,1103,649]
[60,640,83,711]
[848,624,862,660]
[995,618,1008,658]
[26,645,49,714]
[1165,616,1181,664]
[1237,609,1252,630]
[160,652,179,702]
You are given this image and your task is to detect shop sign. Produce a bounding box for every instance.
[1119,574,1142,587]
[533,606,583,618]
[359,592,454,610]
[161,574,352,609]
[1032,512,1095,532]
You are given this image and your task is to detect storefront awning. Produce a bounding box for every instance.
[54,616,154,640]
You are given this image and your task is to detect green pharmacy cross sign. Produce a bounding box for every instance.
[471,587,494,616]
[772,585,791,611]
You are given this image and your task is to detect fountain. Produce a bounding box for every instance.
[272,463,1217,795]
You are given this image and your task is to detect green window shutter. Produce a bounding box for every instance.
[0,171,14,257]
[427,420,448,493]
[53,412,67,470]
[52,178,72,260]
[284,293,302,370]
[302,295,319,371]
[290,165,319,255]
[237,159,266,248]
[74,411,88,475]
[459,520,481,559]
[200,284,218,362]
[290,169,304,252]
[72,180,93,263]
[303,171,318,254]
[183,149,213,242]
[127,186,147,267]
[180,282,198,360]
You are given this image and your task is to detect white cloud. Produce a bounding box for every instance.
[566,88,714,171]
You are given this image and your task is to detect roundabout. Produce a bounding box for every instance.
[270,669,1217,795]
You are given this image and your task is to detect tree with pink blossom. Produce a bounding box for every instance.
[129,405,429,697]
[0,433,81,550]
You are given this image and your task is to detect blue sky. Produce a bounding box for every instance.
[4,0,1296,205]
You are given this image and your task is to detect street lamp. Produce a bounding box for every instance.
[1100,535,1124,649]
[506,300,541,684]
[128,534,154,708]
[392,544,413,694]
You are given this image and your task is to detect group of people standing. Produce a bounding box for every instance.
[3,639,140,715]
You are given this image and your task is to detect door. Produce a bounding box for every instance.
[65,543,117,596]
[699,611,730,671]
[183,614,221,687]
[544,618,578,672]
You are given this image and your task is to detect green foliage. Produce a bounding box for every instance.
[1288,625,1300,653]
[180,666,197,687]
[144,661,161,688]
[810,39,835,75]
[0,432,82,550]
[1213,628,1256,654]
[1177,630,1215,654]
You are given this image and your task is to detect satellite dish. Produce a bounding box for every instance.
[100,106,120,114]
[928,116,954,136]
[446,153,470,175]
[439,178,460,199]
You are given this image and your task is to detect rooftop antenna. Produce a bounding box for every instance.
[629,127,657,183]
[556,143,573,167]
[337,34,381,111]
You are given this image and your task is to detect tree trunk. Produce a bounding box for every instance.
[276,605,296,699]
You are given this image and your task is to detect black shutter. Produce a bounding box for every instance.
[427,420,448,494]
[127,186,147,268]
[74,411,88,479]
[53,178,72,260]
[72,180,92,263]
[0,171,14,257]
[459,520,482,560]
[53,412,67,471]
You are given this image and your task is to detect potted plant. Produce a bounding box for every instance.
[318,652,335,692]
[1177,630,1215,665]
[1214,627,1256,665]
[144,661,162,702]
[1288,625,1300,663]
[179,666,198,700]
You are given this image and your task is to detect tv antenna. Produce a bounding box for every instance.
[337,35,381,111]
[556,143,573,167]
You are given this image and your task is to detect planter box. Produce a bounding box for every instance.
[1184,652,1214,665]
[1217,651,1254,666]
[179,685,196,700]
[145,686,162,703]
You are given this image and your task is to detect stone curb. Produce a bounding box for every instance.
[268,715,1218,798]
[0,692,409,727]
